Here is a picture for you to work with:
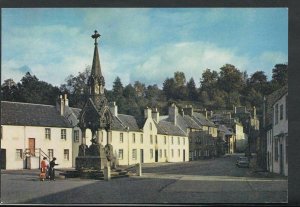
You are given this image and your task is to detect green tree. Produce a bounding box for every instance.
[112,76,124,99]
[60,67,90,108]
[187,77,198,101]
[123,84,136,99]
[272,63,288,86]
[218,64,244,93]
[174,71,186,87]
[163,78,176,100]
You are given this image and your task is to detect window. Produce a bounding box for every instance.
[178,137,180,145]
[275,104,279,125]
[61,129,66,140]
[101,131,103,142]
[64,149,69,160]
[48,149,54,160]
[150,135,153,144]
[119,149,124,159]
[178,149,180,157]
[45,128,51,139]
[120,133,123,143]
[183,137,185,145]
[164,149,167,157]
[155,135,157,144]
[275,139,278,161]
[280,104,283,120]
[150,149,153,158]
[286,95,288,120]
[132,133,136,143]
[172,137,174,145]
[171,149,174,158]
[140,134,143,144]
[159,149,162,158]
[74,130,79,142]
[16,149,23,159]
[150,123,152,131]
[132,149,137,160]
[164,136,166,144]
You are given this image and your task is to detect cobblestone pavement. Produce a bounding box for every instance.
[1,154,287,204]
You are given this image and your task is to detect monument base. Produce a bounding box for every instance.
[75,156,107,171]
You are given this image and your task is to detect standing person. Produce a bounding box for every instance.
[45,158,50,179]
[49,157,59,181]
[40,157,48,181]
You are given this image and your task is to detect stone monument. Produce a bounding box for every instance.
[75,30,115,171]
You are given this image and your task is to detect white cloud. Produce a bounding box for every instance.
[132,41,249,87]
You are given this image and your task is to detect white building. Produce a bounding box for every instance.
[266,86,288,176]
[1,101,73,170]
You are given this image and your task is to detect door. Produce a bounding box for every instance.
[183,150,185,161]
[280,144,284,175]
[1,149,6,169]
[155,150,158,162]
[28,138,35,156]
[140,149,144,163]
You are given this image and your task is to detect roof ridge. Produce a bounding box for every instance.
[1,101,55,107]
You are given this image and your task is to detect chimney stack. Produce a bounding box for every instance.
[60,95,64,116]
[168,103,178,125]
[110,102,118,116]
[64,94,69,106]
[152,108,160,123]
[183,105,193,116]
[144,107,152,119]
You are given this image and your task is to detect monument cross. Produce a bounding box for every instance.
[91,30,101,45]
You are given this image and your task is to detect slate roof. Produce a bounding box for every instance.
[157,120,186,136]
[117,114,141,132]
[1,101,72,128]
[67,107,141,132]
[182,115,201,129]
[193,112,216,127]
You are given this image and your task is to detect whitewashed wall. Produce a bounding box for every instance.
[2,125,72,170]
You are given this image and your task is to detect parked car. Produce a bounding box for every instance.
[236,156,250,168]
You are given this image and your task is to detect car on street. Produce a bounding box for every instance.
[236,156,250,168]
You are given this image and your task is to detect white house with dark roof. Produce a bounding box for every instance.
[263,85,288,176]
[1,101,73,170]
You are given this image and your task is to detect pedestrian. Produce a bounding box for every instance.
[45,158,50,179]
[49,157,59,181]
[40,157,48,181]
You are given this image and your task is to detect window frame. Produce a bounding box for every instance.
[45,128,51,139]
[120,132,124,143]
[61,129,67,140]
[119,149,124,160]
[16,149,23,160]
[64,149,69,160]
[132,149,137,160]
[74,130,79,142]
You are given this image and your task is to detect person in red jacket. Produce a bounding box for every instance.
[40,157,48,181]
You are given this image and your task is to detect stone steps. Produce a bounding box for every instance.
[59,169,130,180]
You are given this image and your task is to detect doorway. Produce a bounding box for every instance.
[155,150,158,162]
[28,138,35,156]
[1,149,6,169]
[280,144,284,175]
[183,150,185,161]
[140,149,144,163]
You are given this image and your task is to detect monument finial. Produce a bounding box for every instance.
[91,30,101,45]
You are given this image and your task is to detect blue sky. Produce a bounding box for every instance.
[2,8,288,89]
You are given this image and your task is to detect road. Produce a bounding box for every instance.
[1,154,287,204]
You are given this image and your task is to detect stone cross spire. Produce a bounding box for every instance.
[88,30,105,96]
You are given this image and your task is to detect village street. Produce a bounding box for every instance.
[1,154,287,204]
